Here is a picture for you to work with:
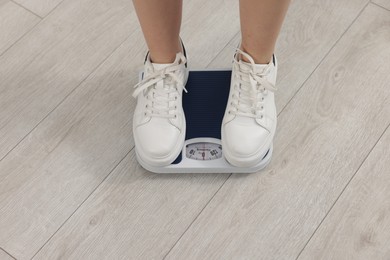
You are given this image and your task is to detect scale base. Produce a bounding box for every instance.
[135,69,274,174]
[136,143,273,174]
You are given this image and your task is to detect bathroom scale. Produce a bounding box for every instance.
[136,69,273,173]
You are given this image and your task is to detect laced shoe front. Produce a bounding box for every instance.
[133,48,189,167]
[222,45,278,167]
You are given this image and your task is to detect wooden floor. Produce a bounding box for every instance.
[0,0,389,259]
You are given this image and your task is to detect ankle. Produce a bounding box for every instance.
[239,43,273,64]
[149,38,183,64]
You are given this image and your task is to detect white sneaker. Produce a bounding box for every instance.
[132,39,189,167]
[221,42,278,168]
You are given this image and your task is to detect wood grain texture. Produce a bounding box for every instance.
[33,151,227,260]
[0,0,242,258]
[30,0,375,259]
[13,0,63,17]
[298,127,390,259]
[0,36,142,258]
[0,0,40,55]
[373,0,390,10]
[0,248,14,260]
[165,4,390,260]
[0,0,136,161]
[229,0,369,112]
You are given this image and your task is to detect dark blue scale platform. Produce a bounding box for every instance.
[172,70,231,164]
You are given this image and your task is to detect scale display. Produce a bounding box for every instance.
[186,142,223,160]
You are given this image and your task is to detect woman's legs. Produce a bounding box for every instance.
[239,0,291,64]
[132,0,290,64]
[132,0,184,63]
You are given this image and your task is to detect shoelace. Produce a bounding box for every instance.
[229,48,277,119]
[132,52,188,118]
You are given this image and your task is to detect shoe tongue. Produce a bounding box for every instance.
[151,53,180,71]
[151,62,173,71]
[151,62,175,90]
[151,62,174,91]
[239,60,268,74]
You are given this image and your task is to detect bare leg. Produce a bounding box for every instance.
[239,0,291,64]
[132,0,183,63]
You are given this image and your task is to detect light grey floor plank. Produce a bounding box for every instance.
[0,0,136,162]
[298,124,390,259]
[0,248,15,260]
[29,0,372,259]
[372,0,390,10]
[0,0,243,257]
[228,0,370,112]
[164,4,390,259]
[12,0,63,17]
[0,0,40,55]
[33,150,227,260]
[0,31,141,260]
